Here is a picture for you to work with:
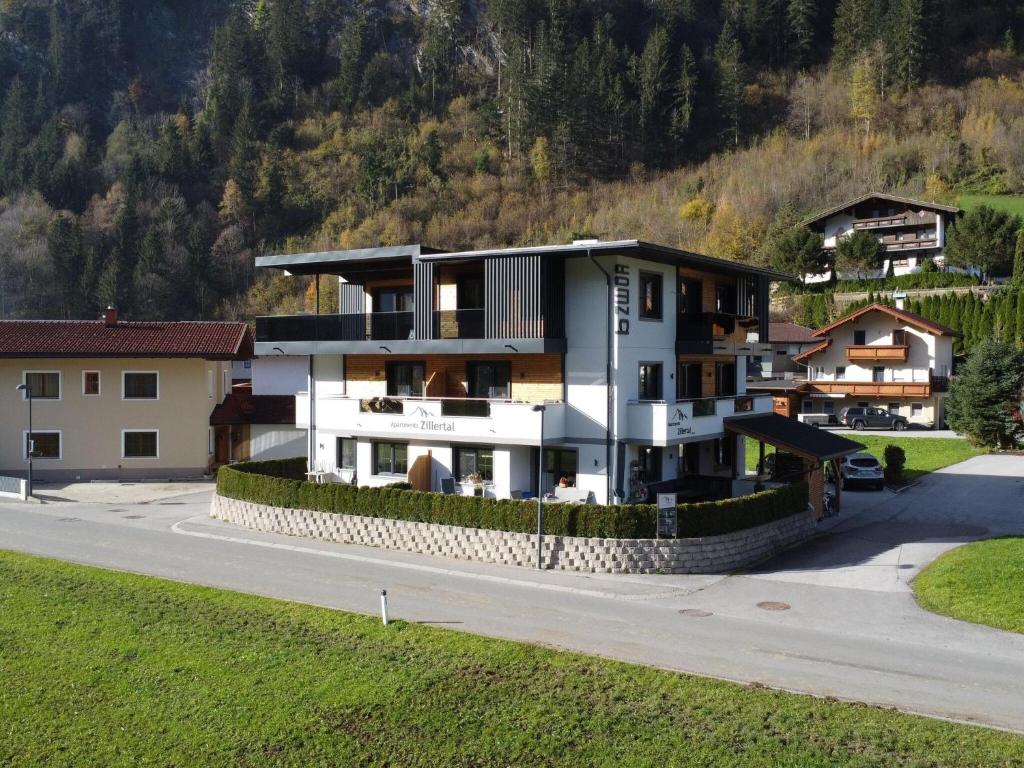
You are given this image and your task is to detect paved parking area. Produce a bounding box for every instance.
[822,426,960,439]
[32,480,215,504]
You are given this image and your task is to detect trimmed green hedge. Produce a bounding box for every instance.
[217,460,809,539]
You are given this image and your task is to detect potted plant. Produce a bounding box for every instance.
[466,471,485,496]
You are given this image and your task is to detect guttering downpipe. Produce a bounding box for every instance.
[588,249,614,506]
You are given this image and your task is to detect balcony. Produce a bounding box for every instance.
[295,394,565,445]
[846,345,909,363]
[433,309,485,339]
[677,312,757,355]
[256,312,414,343]
[853,211,936,230]
[625,394,772,446]
[808,380,930,397]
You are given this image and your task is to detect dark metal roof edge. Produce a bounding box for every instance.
[799,192,961,228]
[256,244,439,270]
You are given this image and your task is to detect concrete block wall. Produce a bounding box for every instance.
[210,494,817,574]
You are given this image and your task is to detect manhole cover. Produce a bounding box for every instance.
[678,608,713,617]
[122,515,143,520]
[107,509,126,513]
[55,517,80,523]
[757,601,791,611]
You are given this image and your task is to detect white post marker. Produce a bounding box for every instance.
[380,589,389,626]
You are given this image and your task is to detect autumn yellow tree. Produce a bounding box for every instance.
[850,56,878,138]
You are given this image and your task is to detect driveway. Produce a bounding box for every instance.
[822,426,961,439]
[1,455,1023,730]
[32,480,215,504]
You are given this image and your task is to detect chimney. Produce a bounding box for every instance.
[104,307,118,327]
[893,291,907,311]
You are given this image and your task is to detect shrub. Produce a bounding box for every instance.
[883,444,906,482]
[217,462,810,540]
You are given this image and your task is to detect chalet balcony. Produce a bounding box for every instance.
[255,312,414,343]
[852,211,936,230]
[808,381,930,397]
[881,236,938,252]
[846,345,909,363]
[295,393,565,444]
[625,394,772,446]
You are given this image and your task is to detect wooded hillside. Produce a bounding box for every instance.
[1,0,1023,320]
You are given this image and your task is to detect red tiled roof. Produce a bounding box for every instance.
[0,320,253,359]
[811,303,959,338]
[792,338,832,362]
[769,322,818,343]
[210,392,296,426]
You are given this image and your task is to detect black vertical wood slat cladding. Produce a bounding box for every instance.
[756,275,770,342]
[542,257,566,338]
[413,260,434,340]
[485,255,543,338]
[338,281,364,314]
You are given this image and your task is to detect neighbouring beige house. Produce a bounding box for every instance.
[0,309,252,481]
[790,302,956,428]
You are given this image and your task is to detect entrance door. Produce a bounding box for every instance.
[214,426,230,464]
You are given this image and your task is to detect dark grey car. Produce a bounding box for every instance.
[839,406,908,431]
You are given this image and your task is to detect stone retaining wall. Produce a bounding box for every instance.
[211,493,817,574]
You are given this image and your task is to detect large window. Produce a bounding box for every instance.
[82,371,100,396]
[715,283,737,314]
[638,446,663,483]
[679,277,703,315]
[25,431,61,459]
[454,445,494,482]
[714,437,733,468]
[457,275,485,309]
[853,330,866,346]
[542,448,577,490]
[122,430,158,458]
[466,361,511,399]
[638,363,662,401]
[373,442,408,476]
[337,438,356,469]
[373,287,414,313]
[123,371,159,399]
[835,366,846,380]
[638,272,663,320]
[385,361,425,397]
[23,371,60,399]
[677,361,702,399]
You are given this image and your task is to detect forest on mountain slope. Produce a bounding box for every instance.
[1,0,1023,321]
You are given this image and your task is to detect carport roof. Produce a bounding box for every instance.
[725,413,864,461]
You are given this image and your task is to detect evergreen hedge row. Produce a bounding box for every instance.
[216,459,809,540]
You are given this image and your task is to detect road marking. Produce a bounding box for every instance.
[169,519,691,602]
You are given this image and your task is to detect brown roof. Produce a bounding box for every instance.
[210,392,296,426]
[769,322,818,344]
[0,319,253,359]
[792,338,832,362]
[799,192,960,228]
[811,303,959,339]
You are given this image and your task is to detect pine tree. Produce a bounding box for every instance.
[670,45,698,150]
[887,0,925,90]
[0,76,29,193]
[1012,228,1024,286]
[833,0,879,69]
[1016,288,1024,348]
[946,338,1024,448]
[714,21,746,148]
[336,13,369,110]
[47,213,84,318]
[787,0,816,67]
[633,25,671,158]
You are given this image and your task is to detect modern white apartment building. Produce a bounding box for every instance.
[792,302,956,427]
[255,240,854,507]
[802,192,961,283]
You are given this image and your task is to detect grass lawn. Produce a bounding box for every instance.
[2,552,1023,766]
[958,194,1024,217]
[745,435,985,482]
[914,537,1024,635]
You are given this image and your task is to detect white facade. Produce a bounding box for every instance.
[290,247,774,504]
[251,355,309,396]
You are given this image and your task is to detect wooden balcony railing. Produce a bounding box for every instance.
[846,345,909,363]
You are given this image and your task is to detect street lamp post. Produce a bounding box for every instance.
[532,404,546,570]
[15,383,32,498]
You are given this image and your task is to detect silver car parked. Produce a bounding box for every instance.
[838,452,885,491]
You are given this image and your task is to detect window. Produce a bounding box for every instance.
[679,277,703,315]
[853,330,866,346]
[208,428,214,455]
[872,366,885,383]
[23,371,60,399]
[677,361,702,399]
[222,369,230,397]
[892,329,907,346]
[385,361,425,397]
[457,275,485,309]
[467,361,511,399]
[543,448,577,490]
[82,371,100,396]
[25,431,60,459]
[373,287,414,313]
[455,445,494,482]
[802,399,814,413]
[373,442,408,475]
[715,283,737,314]
[638,272,663,320]
[638,446,663,483]
[714,437,733,468]
[123,372,158,399]
[822,400,835,415]
[888,402,900,414]
[122,430,158,458]
[678,442,700,475]
[243,360,252,369]
[338,438,356,469]
[813,366,825,380]
[638,363,662,400]
[835,366,846,380]
[911,403,923,417]
[715,362,736,396]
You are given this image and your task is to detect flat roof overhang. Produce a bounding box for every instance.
[255,337,567,356]
[255,245,448,277]
[724,413,864,461]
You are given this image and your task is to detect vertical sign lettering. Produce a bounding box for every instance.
[614,264,630,335]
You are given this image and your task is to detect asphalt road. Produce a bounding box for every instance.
[1,454,1023,731]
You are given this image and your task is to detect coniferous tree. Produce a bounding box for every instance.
[787,0,816,67]
[670,44,698,150]
[1012,228,1024,286]
[833,0,879,69]
[772,227,826,282]
[715,21,746,148]
[887,0,925,90]
[0,77,29,194]
[1016,288,1024,348]
[946,205,1021,280]
[633,26,671,160]
[947,338,1024,448]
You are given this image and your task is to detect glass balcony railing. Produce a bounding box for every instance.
[255,312,414,342]
[432,309,485,339]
